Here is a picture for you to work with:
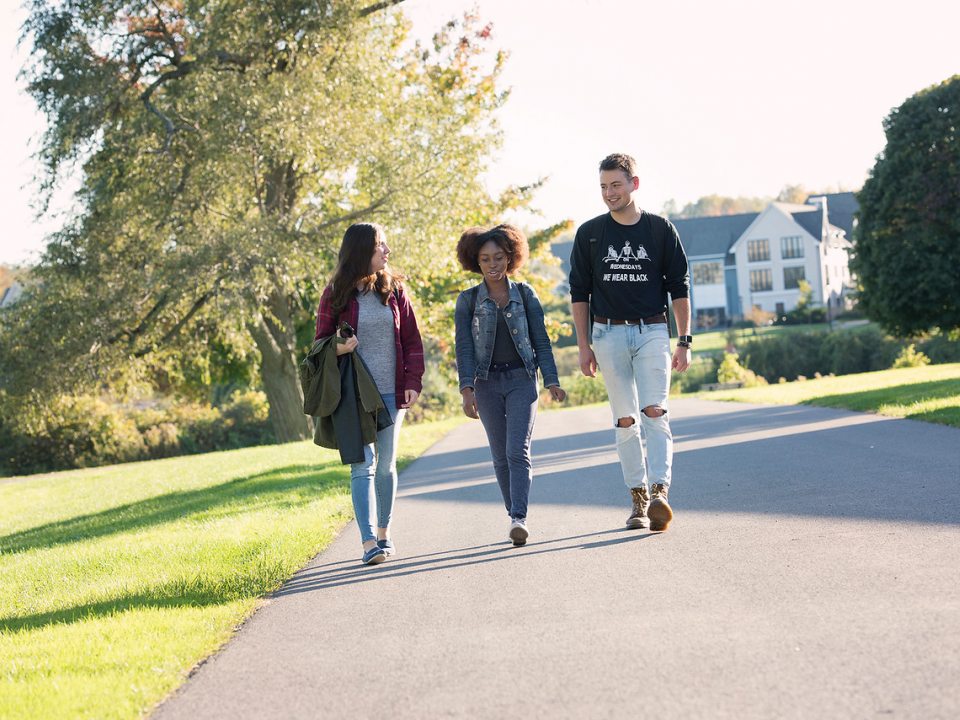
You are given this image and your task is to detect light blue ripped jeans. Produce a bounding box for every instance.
[592,321,673,491]
[350,394,406,543]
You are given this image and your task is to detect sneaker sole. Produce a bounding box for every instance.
[364,553,387,565]
[509,526,529,545]
[648,500,673,532]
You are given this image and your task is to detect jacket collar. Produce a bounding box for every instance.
[476,278,521,306]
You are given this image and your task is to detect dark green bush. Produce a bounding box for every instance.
[672,356,719,394]
[740,326,904,381]
[917,332,960,364]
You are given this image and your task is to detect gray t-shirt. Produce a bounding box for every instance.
[356,290,397,397]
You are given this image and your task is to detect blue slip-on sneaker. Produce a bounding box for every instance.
[376,539,396,556]
[362,546,387,565]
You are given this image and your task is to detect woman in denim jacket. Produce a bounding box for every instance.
[454,224,566,546]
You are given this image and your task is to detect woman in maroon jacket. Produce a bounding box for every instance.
[315,223,424,565]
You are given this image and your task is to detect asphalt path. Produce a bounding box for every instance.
[153,398,960,720]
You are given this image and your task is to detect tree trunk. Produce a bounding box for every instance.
[248,289,313,443]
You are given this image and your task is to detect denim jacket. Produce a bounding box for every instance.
[454,280,560,391]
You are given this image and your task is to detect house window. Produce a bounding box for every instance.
[783,266,806,289]
[781,235,804,259]
[747,239,770,262]
[695,307,726,330]
[750,269,772,291]
[692,261,723,285]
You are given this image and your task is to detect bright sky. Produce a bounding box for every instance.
[3,0,958,265]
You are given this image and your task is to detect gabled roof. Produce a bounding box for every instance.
[789,207,824,240]
[671,212,758,258]
[806,191,858,240]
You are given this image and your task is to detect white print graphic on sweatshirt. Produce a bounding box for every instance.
[601,240,650,282]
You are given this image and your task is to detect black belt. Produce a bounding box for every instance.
[593,313,668,326]
[488,359,525,372]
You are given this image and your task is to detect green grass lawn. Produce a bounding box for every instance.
[700,363,960,427]
[0,417,463,720]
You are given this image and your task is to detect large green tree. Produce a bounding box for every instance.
[8,1,529,440]
[854,75,960,335]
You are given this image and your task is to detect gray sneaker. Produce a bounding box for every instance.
[626,486,650,529]
[648,483,673,532]
[509,518,529,546]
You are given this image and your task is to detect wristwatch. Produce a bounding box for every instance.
[677,335,693,348]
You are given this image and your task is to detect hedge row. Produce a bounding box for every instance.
[0,391,274,476]
[739,327,959,383]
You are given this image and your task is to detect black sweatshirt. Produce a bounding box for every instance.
[568,211,690,320]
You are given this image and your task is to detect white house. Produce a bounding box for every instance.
[0,280,23,308]
[673,192,856,329]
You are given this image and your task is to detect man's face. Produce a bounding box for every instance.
[599,169,638,212]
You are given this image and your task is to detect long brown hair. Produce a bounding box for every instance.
[329,222,402,313]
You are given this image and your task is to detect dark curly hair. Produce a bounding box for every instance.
[456,224,530,275]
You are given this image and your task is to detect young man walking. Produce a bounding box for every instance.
[568,153,692,531]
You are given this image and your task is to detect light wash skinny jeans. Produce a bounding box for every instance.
[350,394,405,543]
[592,322,673,490]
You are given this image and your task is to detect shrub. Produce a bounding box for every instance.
[672,355,719,394]
[548,373,608,407]
[917,331,960,364]
[892,344,931,369]
[740,326,903,382]
[717,353,767,387]
[4,395,147,474]
[221,390,273,446]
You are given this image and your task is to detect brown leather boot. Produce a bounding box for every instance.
[626,486,649,529]
[648,483,673,531]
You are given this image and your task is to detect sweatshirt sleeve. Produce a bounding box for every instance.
[662,218,690,301]
[568,223,593,304]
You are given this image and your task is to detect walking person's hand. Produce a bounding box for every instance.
[335,334,358,355]
[671,345,691,373]
[402,389,420,408]
[461,388,480,419]
[547,384,566,403]
[578,346,598,377]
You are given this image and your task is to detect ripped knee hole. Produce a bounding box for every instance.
[642,405,665,418]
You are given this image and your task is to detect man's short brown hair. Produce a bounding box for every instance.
[599,153,637,177]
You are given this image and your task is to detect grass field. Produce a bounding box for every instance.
[0,417,463,720]
[700,363,960,427]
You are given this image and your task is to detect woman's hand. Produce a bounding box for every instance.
[335,334,358,356]
[402,389,420,408]
[461,388,480,419]
[547,384,566,402]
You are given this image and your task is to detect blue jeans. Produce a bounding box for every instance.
[474,368,539,520]
[350,394,405,543]
[591,322,673,490]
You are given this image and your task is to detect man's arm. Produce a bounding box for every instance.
[671,297,691,373]
[572,301,597,377]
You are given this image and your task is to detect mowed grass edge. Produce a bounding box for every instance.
[698,363,960,427]
[0,416,464,720]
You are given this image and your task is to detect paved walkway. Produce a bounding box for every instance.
[153,399,960,720]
